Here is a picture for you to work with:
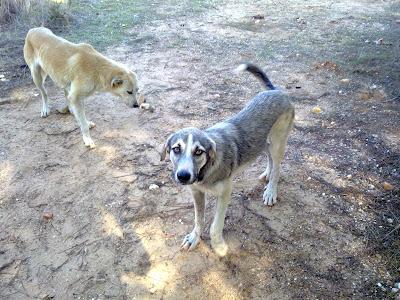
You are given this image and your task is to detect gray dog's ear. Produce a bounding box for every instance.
[207,137,217,164]
[160,134,173,161]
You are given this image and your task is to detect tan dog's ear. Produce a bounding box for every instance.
[111,77,124,88]
[160,134,174,161]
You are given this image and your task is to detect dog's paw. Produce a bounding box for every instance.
[83,136,96,149]
[88,121,96,129]
[181,231,201,251]
[41,106,50,118]
[263,184,277,206]
[211,238,228,257]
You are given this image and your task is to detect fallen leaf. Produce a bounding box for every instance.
[383,182,394,191]
[43,212,54,221]
[312,106,322,113]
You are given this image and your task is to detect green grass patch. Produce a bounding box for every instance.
[65,0,156,50]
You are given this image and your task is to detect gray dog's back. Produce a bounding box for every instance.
[204,90,293,183]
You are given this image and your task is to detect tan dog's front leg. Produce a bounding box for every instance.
[181,189,205,251]
[210,179,232,256]
[68,93,95,148]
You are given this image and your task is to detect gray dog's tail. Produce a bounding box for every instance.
[235,63,276,90]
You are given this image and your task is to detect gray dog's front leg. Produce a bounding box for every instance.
[181,189,205,251]
[210,179,232,256]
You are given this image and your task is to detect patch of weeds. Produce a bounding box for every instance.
[66,0,158,50]
[365,188,400,299]
[186,0,218,13]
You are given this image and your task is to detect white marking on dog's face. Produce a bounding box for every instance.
[168,133,209,185]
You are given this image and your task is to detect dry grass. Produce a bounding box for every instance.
[0,0,70,27]
[0,0,27,22]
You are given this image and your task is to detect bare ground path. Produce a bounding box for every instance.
[0,0,399,299]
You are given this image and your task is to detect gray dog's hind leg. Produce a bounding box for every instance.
[263,109,294,206]
[181,189,205,251]
[259,145,273,182]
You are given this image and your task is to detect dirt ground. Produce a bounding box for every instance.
[0,0,399,299]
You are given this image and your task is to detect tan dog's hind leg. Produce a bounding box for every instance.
[31,65,50,117]
[210,179,232,256]
[57,89,71,114]
[68,88,95,148]
[263,109,294,206]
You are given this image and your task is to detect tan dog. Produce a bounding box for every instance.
[23,27,140,148]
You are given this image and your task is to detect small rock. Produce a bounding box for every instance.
[347,174,352,179]
[149,184,159,191]
[365,39,370,43]
[140,103,155,112]
[311,106,322,114]
[387,218,393,224]
[395,282,400,289]
[340,78,350,83]
[383,182,394,191]
[375,38,384,45]
[252,14,265,20]
[377,282,386,291]
[391,287,398,293]
[42,212,54,222]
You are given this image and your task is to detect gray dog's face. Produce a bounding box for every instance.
[161,128,216,185]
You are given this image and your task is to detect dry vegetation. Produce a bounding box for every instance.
[0,0,70,26]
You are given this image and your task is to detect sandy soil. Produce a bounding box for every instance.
[0,0,399,299]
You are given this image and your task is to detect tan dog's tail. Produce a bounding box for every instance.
[235,63,276,90]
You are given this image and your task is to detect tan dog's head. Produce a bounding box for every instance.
[111,70,141,107]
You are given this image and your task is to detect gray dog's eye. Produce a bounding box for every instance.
[194,149,204,156]
[172,146,180,154]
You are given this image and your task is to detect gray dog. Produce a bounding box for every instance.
[161,63,294,256]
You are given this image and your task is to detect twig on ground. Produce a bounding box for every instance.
[384,223,400,239]
[43,127,78,136]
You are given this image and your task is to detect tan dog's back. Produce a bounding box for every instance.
[24,27,102,89]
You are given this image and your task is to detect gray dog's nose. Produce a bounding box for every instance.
[177,170,191,183]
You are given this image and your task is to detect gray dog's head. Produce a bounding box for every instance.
[161,128,216,185]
